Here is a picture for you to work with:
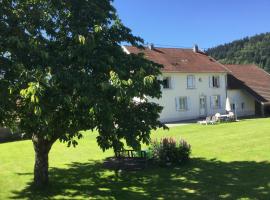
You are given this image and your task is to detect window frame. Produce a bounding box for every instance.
[231,103,236,110]
[179,97,188,110]
[187,75,196,89]
[162,77,171,89]
[212,76,220,88]
[176,96,189,111]
[241,102,245,110]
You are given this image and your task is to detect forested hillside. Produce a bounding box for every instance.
[206,33,270,72]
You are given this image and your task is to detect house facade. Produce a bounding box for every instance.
[227,89,255,117]
[149,72,227,122]
[123,45,270,122]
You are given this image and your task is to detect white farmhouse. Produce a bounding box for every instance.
[123,45,270,122]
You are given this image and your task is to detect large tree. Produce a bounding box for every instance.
[0,0,164,186]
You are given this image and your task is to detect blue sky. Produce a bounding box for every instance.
[114,0,270,49]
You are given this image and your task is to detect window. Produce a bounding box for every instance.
[211,95,221,109]
[162,77,171,89]
[241,102,245,110]
[187,75,195,89]
[231,103,235,110]
[176,97,189,111]
[179,97,187,110]
[210,76,220,88]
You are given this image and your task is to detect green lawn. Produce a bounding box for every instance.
[1,118,270,200]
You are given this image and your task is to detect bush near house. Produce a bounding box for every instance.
[149,137,191,166]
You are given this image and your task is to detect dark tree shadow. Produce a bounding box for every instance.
[11,158,270,199]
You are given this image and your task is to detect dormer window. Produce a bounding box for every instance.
[162,77,171,89]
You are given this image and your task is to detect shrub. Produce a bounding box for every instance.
[149,137,191,165]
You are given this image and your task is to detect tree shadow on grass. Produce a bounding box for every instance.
[11,158,270,199]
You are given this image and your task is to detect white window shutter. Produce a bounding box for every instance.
[175,97,179,111]
[193,76,196,88]
[209,76,212,88]
[220,76,223,88]
[187,97,191,110]
[170,77,173,89]
[217,76,221,88]
[159,76,164,89]
[210,96,213,109]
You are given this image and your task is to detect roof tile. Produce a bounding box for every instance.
[125,46,228,73]
[226,64,270,102]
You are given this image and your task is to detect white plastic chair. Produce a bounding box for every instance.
[198,116,211,125]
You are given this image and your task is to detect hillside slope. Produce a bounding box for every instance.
[206,33,270,72]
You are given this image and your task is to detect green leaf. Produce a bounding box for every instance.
[9,87,13,94]
[143,75,155,86]
[34,106,42,116]
[78,35,86,45]
[31,95,35,103]
[94,25,102,33]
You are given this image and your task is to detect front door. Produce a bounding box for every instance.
[199,96,207,116]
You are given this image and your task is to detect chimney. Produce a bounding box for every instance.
[193,44,199,53]
[148,43,154,50]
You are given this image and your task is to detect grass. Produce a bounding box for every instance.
[1,118,270,199]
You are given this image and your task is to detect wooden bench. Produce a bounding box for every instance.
[115,149,147,159]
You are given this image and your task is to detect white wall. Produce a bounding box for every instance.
[149,72,227,122]
[227,89,255,117]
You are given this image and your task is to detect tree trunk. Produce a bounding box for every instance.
[32,134,55,187]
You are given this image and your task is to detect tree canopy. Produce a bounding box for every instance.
[0,0,164,186]
[207,32,270,72]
